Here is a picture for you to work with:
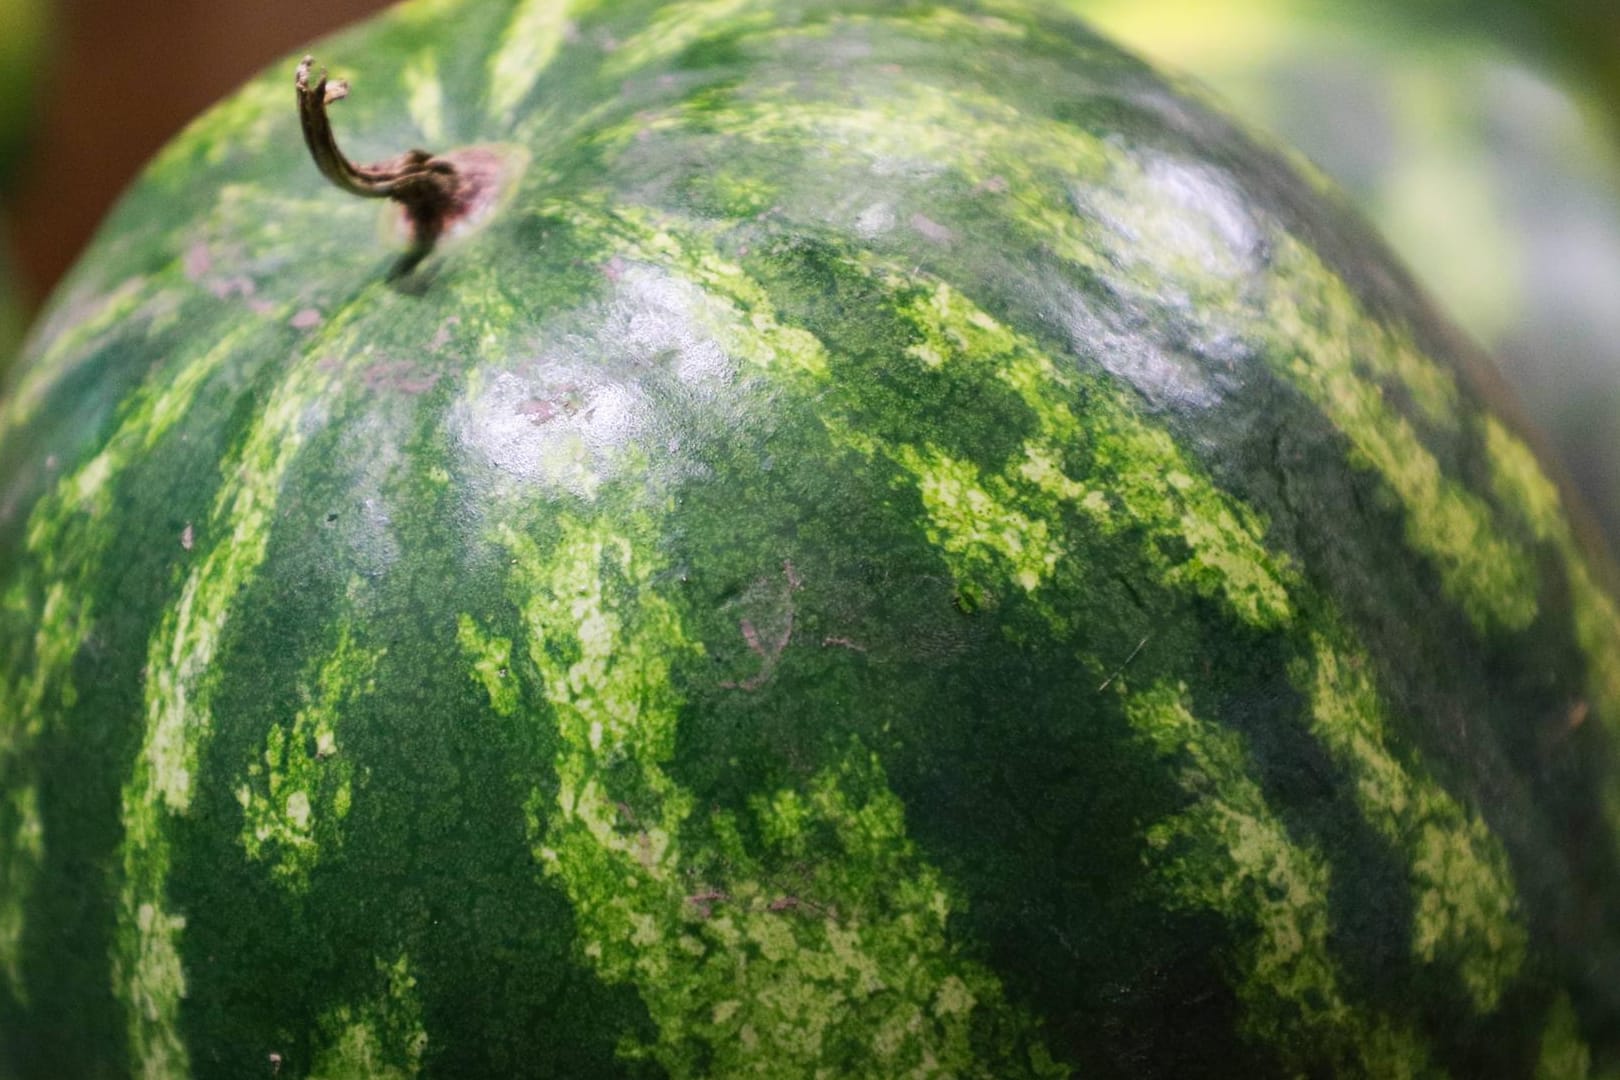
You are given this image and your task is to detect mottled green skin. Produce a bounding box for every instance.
[2,0,1620,1077]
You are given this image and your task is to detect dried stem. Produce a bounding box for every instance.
[295,55,461,270]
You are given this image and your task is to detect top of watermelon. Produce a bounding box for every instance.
[1,0,1619,1076]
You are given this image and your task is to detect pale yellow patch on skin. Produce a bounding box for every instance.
[1483,418,1563,545]
[898,445,1064,594]
[886,6,1027,42]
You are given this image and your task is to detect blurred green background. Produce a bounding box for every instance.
[3,0,1620,537]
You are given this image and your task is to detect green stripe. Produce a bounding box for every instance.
[866,253,1524,1014]
[845,252,1527,1013]
[1124,681,1435,1076]
[402,49,447,145]
[1535,994,1593,1080]
[455,614,520,718]
[144,76,289,190]
[0,316,270,1002]
[1482,415,1620,836]
[1258,227,1620,845]
[1261,236,1539,634]
[480,513,1064,1076]
[545,202,1529,1036]
[1296,631,1525,1011]
[0,276,148,445]
[631,45,1559,648]
[886,273,1294,629]
[0,784,40,999]
[600,0,766,80]
[234,612,379,893]
[596,69,1112,241]
[308,953,427,1080]
[486,0,573,121]
[114,298,383,1079]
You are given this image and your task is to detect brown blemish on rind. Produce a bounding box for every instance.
[720,561,803,691]
[360,358,440,396]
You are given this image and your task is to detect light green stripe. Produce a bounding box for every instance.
[114,301,378,1080]
[1125,681,1436,1076]
[1483,415,1620,836]
[308,953,427,1080]
[1258,224,1620,854]
[897,444,1065,595]
[642,61,1548,645]
[392,0,478,24]
[0,784,40,998]
[402,49,446,145]
[145,76,288,184]
[1262,236,1537,633]
[859,257,1524,1012]
[602,75,1112,242]
[0,319,267,1003]
[1297,631,1525,1011]
[1535,994,1593,1080]
[480,516,1062,1074]
[455,614,520,717]
[674,72,1534,634]
[888,273,1295,629]
[235,612,379,893]
[0,276,147,446]
[540,205,1528,1030]
[600,0,764,80]
[487,0,572,121]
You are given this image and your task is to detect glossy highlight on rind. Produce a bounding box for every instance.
[1,0,1619,1076]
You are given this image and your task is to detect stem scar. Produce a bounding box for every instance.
[295,55,465,274]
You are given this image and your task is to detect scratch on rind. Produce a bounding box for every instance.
[1098,634,1151,692]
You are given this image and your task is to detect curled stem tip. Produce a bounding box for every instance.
[295,55,461,263]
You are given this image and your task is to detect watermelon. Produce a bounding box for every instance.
[2,0,1619,1076]
[1069,0,1620,570]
